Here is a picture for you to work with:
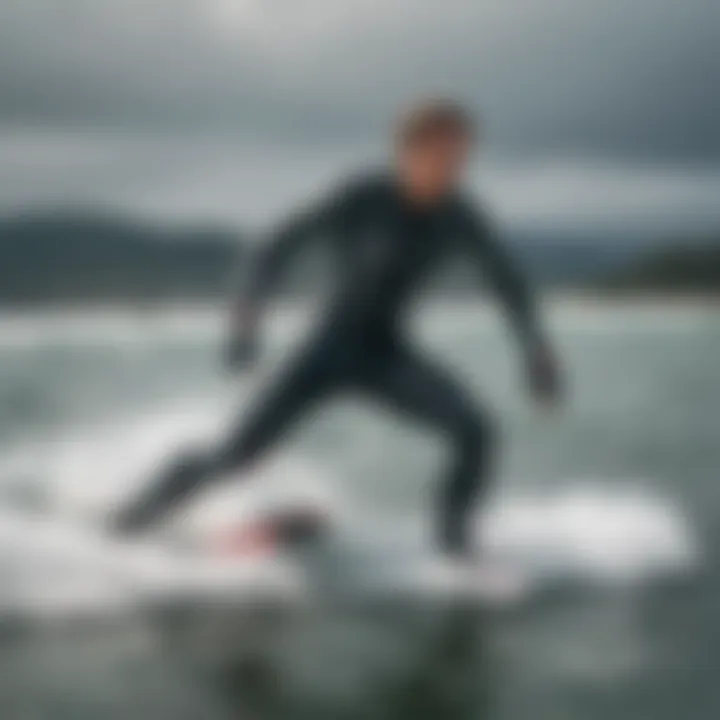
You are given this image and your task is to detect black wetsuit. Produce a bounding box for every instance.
[117,172,545,554]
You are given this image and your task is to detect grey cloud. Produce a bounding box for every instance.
[0,0,718,160]
[1,0,719,229]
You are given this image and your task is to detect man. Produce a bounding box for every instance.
[115,99,562,557]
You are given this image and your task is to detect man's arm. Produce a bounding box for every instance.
[458,205,541,348]
[226,182,356,369]
[457,202,561,403]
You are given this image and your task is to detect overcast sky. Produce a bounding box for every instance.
[0,0,718,233]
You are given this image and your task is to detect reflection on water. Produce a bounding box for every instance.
[3,586,708,720]
[1,603,493,720]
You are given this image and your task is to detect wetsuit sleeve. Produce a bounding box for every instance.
[457,205,546,352]
[234,184,354,319]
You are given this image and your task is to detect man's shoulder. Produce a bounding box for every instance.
[447,190,494,231]
[332,168,393,205]
[341,168,394,198]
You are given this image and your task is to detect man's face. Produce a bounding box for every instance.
[399,132,473,203]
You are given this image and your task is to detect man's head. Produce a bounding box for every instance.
[395,99,478,204]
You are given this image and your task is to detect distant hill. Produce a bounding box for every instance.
[0,213,717,304]
[0,214,243,304]
[601,241,720,294]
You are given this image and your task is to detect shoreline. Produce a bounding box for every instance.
[0,291,718,317]
[0,295,717,338]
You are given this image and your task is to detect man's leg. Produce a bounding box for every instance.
[359,343,496,556]
[113,344,336,533]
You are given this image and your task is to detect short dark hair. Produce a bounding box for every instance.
[397,99,478,147]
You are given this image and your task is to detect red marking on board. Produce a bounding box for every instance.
[211,522,278,557]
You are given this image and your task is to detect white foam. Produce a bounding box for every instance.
[0,393,351,618]
[0,398,229,520]
[480,481,700,584]
[324,481,700,600]
[0,477,700,617]
[0,507,306,620]
[0,392,701,617]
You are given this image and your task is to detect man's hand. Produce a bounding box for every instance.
[225,306,260,373]
[226,331,259,372]
[526,342,563,407]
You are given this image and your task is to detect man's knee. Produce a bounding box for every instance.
[215,433,257,473]
[453,410,496,457]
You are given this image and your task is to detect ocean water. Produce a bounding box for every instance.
[0,301,718,720]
